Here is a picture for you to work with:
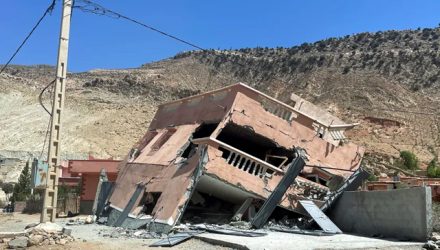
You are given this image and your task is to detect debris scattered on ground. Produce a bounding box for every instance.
[4,222,74,248]
[269,225,336,236]
[424,233,440,250]
[7,236,28,249]
[190,224,267,237]
[65,216,98,226]
[100,227,161,239]
[29,222,63,233]
[85,215,95,224]
[149,231,203,247]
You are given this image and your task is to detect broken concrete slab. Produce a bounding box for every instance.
[298,200,341,234]
[27,222,63,234]
[7,236,28,249]
[195,231,424,250]
[268,226,336,236]
[149,231,202,247]
[191,224,266,237]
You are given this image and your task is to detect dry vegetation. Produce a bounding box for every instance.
[1,27,440,176]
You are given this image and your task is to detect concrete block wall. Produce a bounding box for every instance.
[328,186,432,241]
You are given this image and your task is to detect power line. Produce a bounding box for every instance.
[74,0,205,51]
[38,79,56,116]
[73,0,439,120]
[0,0,56,74]
[39,116,52,159]
[73,0,293,88]
[38,79,55,159]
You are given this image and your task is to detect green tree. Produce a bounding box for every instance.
[11,160,32,202]
[398,151,419,170]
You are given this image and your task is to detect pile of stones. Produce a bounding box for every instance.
[1,222,74,249]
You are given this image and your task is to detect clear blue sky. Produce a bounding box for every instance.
[1,0,440,72]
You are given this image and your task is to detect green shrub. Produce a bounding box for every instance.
[367,173,378,182]
[427,159,440,178]
[399,151,419,170]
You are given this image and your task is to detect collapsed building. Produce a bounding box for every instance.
[106,83,364,232]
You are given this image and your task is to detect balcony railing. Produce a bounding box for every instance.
[192,137,284,179]
[259,97,294,122]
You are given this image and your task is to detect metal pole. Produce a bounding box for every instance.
[40,0,72,223]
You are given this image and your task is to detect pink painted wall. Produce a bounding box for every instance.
[80,173,117,201]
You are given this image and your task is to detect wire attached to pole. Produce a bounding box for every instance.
[38,79,56,116]
[38,78,55,159]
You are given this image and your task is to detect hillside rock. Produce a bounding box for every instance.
[0,27,439,174]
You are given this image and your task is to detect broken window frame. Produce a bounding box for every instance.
[264,155,289,169]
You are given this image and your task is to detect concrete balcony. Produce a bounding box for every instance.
[192,137,283,179]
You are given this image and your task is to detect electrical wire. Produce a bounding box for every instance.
[74,0,439,120]
[38,79,56,116]
[38,79,55,159]
[73,0,296,90]
[74,0,205,51]
[39,116,52,159]
[0,0,56,74]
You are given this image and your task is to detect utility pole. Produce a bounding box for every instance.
[41,0,73,223]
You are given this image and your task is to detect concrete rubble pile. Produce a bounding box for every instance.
[2,222,74,249]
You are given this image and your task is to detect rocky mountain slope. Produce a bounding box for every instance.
[1,27,440,176]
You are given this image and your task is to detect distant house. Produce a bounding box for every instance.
[108,83,364,232]
[61,157,120,214]
[367,176,440,201]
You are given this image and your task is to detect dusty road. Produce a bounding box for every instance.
[0,213,231,250]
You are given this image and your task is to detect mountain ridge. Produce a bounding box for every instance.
[1,27,440,177]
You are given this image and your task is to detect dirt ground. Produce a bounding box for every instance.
[0,212,427,250]
[24,239,228,250]
[0,213,231,250]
